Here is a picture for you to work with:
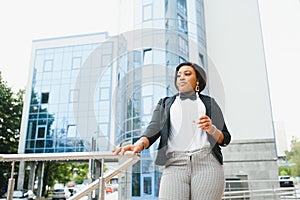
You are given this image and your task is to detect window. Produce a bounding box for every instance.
[143,176,152,195]
[142,96,152,115]
[199,53,204,67]
[99,88,110,100]
[178,36,188,54]
[67,125,77,137]
[99,123,108,136]
[177,14,187,33]
[177,0,187,14]
[165,0,168,12]
[102,54,112,66]
[72,57,82,69]
[143,4,153,21]
[179,56,186,64]
[43,59,53,71]
[69,89,79,103]
[143,49,152,65]
[132,146,141,197]
[41,92,49,104]
[165,19,169,29]
[197,10,204,28]
[133,51,141,68]
[36,126,46,139]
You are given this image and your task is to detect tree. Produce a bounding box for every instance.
[285,137,300,177]
[0,72,24,195]
[0,72,24,153]
[42,161,89,196]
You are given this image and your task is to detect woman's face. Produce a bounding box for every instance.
[176,65,198,93]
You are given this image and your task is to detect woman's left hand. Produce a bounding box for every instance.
[195,115,224,144]
[195,115,215,134]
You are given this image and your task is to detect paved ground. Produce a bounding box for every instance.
[105,191,118,200]
[45,191,118,200]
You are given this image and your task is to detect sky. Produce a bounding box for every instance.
[0,0,299,147]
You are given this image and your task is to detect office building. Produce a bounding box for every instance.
[18,0,278,199]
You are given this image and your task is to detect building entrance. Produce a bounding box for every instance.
[141,174,153,197]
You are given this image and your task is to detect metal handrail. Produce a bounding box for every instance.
[0,151,140,200]
[222,190,297,199]
[68,156,140,200]
[0,151,137,162]
[223,179,299,199]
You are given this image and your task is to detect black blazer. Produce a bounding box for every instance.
[141,93,231,165]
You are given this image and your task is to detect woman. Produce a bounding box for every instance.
[113,62,231,200]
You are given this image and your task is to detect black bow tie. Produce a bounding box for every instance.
[179,92,197,101]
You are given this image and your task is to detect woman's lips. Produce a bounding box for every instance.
[179,82,187,86]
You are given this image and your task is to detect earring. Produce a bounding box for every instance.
[195,82,200,92]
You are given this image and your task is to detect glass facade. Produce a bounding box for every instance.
[18,0,279,197]
[22,0,207,198]
[25,42,106,153]
[114,0,208,199]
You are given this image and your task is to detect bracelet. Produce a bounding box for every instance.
[140,141,146,150]
[136,140,146,150]
[211,125,217,135]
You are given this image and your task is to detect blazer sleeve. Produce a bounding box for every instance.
[211,98,231,147]
[140,98,167,146]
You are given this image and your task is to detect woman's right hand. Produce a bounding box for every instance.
[112,143,144,156]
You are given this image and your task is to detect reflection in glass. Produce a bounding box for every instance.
[143,177,152,195]
[72,57,82,69]
[67,125,77,137]
[132,161,141,197]
[142,159,153,174]
[26,42,112,153]
[37,126,46,138]
[143,49,152,65]
[143,4,153,21]
[43,59,53,72]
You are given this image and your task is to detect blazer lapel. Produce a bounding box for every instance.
[162,95,176,139]
[199,94,212,118]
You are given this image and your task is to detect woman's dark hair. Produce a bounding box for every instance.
[174,62,207,93]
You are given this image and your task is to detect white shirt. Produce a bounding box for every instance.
[167,95,210,153]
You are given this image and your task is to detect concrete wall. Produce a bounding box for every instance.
[223,139,279,199]
[204,0,279,194]
[203,0,274,140]
[223,139,278,180]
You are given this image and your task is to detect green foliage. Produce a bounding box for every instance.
[0,72,24,153]
[279,166,291,176]
[0,72,24,194]
[42,161,89,193]
[286,137,300,177]
[280,137,300,177]
[73,162,89,184]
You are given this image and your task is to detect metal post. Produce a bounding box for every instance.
[0,151,140,200]
[27,162,36,191]
[228,183,231,200]
[272,184,275,199]
[17,161,25,190]
[98,158,105,200]
[7,161,15,200]
[37,162,44,197]
[89,137,96,200]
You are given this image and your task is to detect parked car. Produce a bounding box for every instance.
[279,176,295,187]
[3,189,36,200]
[105,186,113,193]
[105,184,117,193]
[52,188,71,200]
